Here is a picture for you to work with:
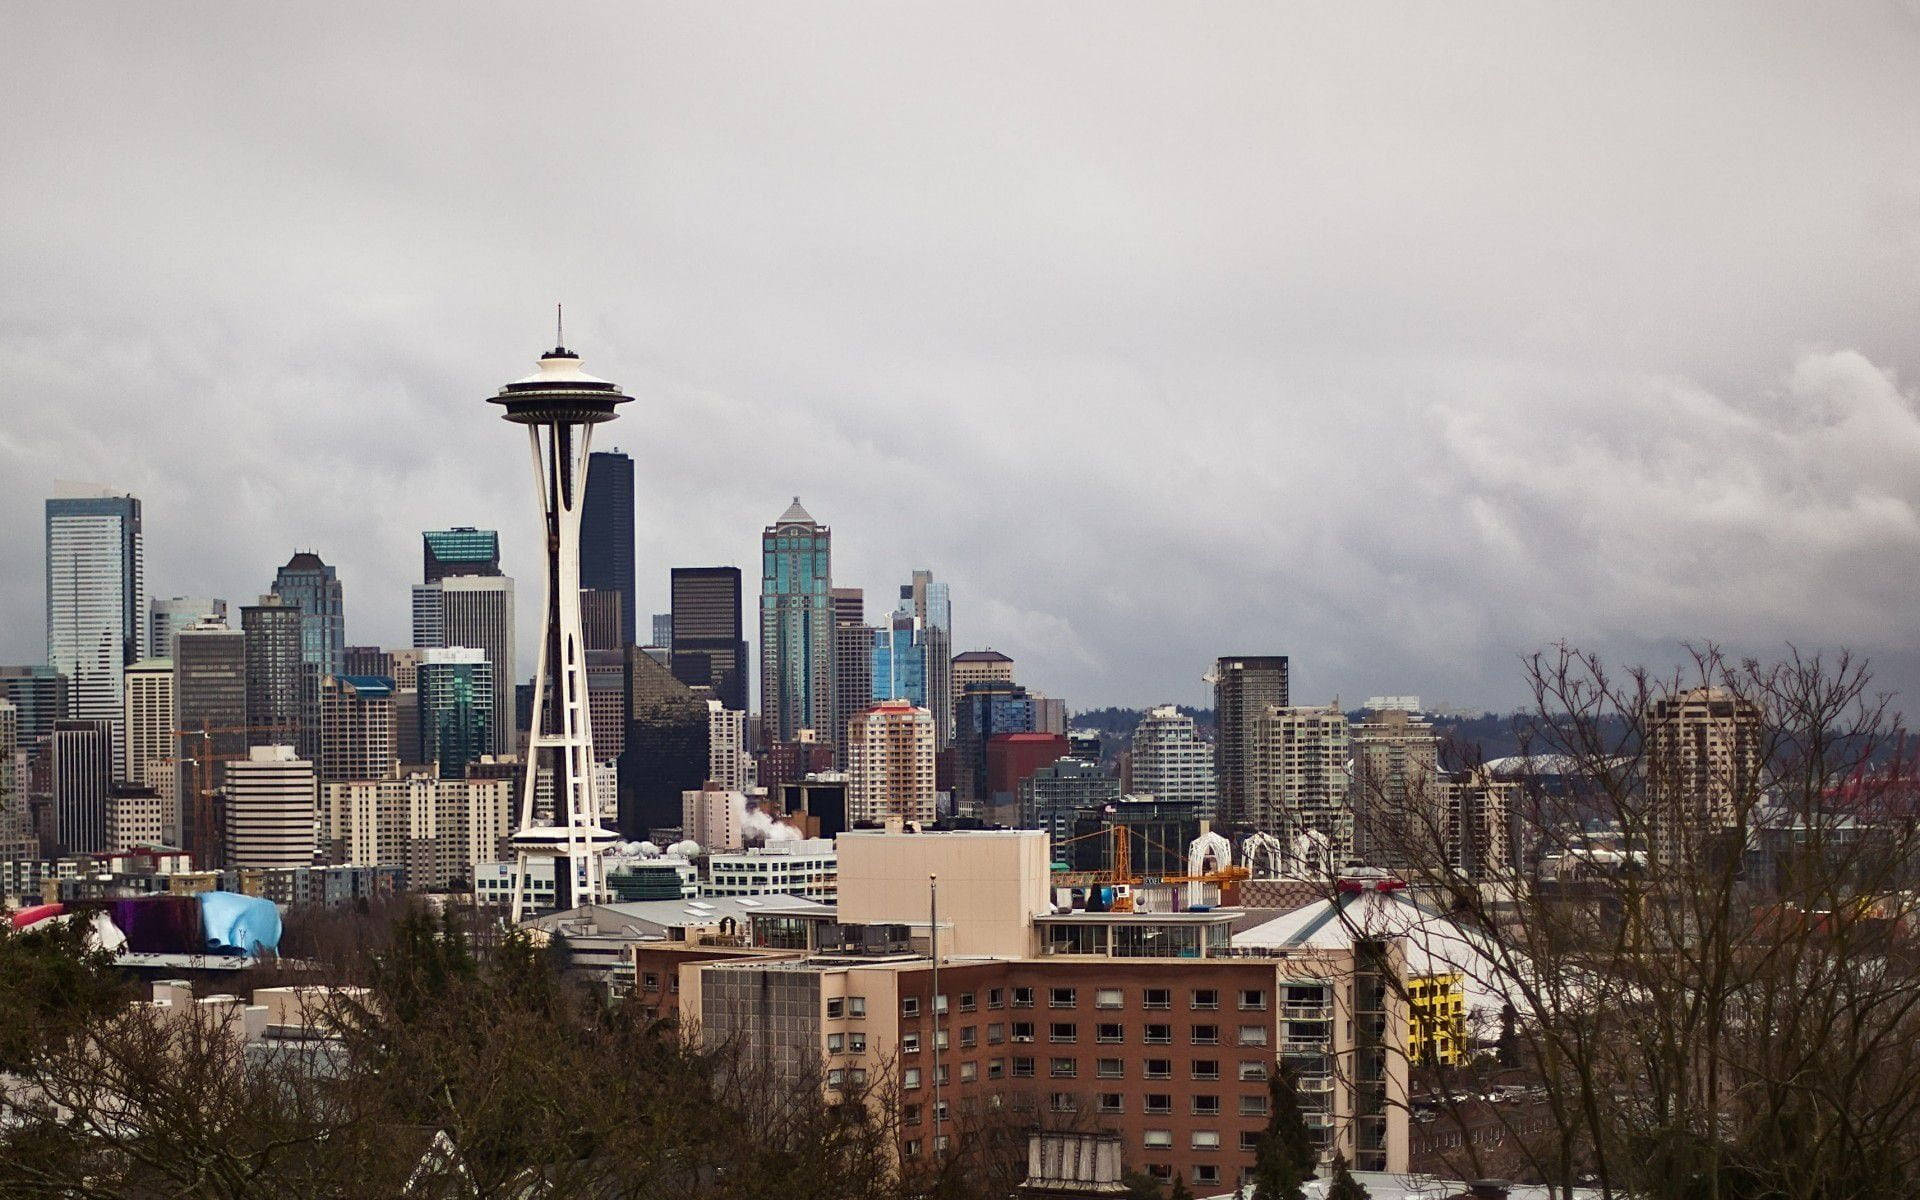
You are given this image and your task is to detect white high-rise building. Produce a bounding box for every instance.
[847,699,937,825]
[225,745,317,870]
[1646,686,1762,868]
[706,701,755,792]
[46,487,144,763]
[1350,707,1440,871]
[1255,705,1354,870]
[1130,705,1217,815]
[123,658,174,785]
[437,575,516,757]
[323,771,515,891]
[0,700,30,860]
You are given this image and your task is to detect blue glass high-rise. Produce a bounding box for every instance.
[871,601,929,708]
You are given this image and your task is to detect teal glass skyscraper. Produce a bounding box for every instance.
[418,647,494,780]
[871,601,929,709]
[759,498,832,745]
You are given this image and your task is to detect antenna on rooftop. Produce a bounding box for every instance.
[556,303,565,350]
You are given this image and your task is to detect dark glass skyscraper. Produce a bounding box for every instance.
[422,528,501,584]
[1212,654,1290,829]
[271,552,346,678]
[670,566,747,714]
[581,449,636,646]
[240,595,305,748]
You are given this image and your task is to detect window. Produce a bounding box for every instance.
[1145,1023,1173,1044]
[1191,1130,1222,1150]
[987,1023,1005,1044]
[849,1033,866,1053]
[1145,988,1172,1010]
[959,992,976,1012]
[901,1033,921,1054]
[934,994,949,1015]
[1050,1092,1077,1113]
[1195,1165,1220,1186]
[1148,1164,1172,1180]
[1240,1094,1270,1116]
[960,1026,977,1049]
[1192,1059,1220,1080]
[1145,1094,1173,1114]
[904,1103,922,1125]
[1099,1092,1124,1113]
[1192,1023,1220,1045]
[1143,1130,1173,1150]
[934,1134,950,1153]
[1046,924,1103,954]
[988,988,1005,1009]
[934,1029,949,1050]
[1096,1057,1124,1078]
[1239,1025,1269,1046]
[1050,1022,1077,1043]
[1240,1131,1262,1152]
[642,972,660,991]
[902,998,920,1017]
[1239,1061,1268,1082]
[1191,987,1218,1010]
[827,998,845,1019]
[1145,1058,1172,1079]
[1095,987,1124,1009]
[1050,988,1077,1008]
[827,1033,844,1054]
[1097,1022,1124,1043]
[1050,1057,1077,1078]
[934,1099,949,1122]
[827,1069,844,1087]
[988,1058,1004,1079]
[848,996,866,1018]
[935,1064,949,1085]
[1012,1056,1036,1078]
[849,1068,867,1086]
[960,1061,978,1083]
[1012,1021,1036,1042]
[1013,987,1035,1008]
[1192,1095,1221,1116]
[904,1140,921,1158]
[903,1068,922,1090]
[1240,989,1267,1011]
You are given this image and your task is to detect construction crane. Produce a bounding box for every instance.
[1050,824,1251,909]
[170,723,289,869]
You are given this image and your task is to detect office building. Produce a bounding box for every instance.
[1032,695,1068,736]
[51,719,113,855]
[1212,656,1290,829]
[46,488,144,759]
[1256,706,1353,872]
[122,658,173,787]
[580,449,636,647]
[670,566,747,714]
[105,784,168,852]
[780,776,849,840]
[954,679,1038,808]
[173,618,247,860]
[831,604,875,769]
[1350,708,1440,872]
[425,574,516,756]
[1130,706,1217,816]
[759,499,832,745]
[1646,686,1763,868]
[650,612,672,650]
[951,649,1014,716]
[682,784,749,852]
[846,699,937,825]
[241,594,306,749]
[872,604,930,709]
[708,701,755,793]
[585,649,626,760]
[319,675,398,783]
[907,571,954,749]
[759,737,835,792]
[342,646,392,680]
[271,552,346,678]
[149,596,224,659]
[1019,756,1120,848]
[0,701,29,860]
[580,589,623,651]
[423,527,501,584]
[224,745,317,870]
[703,839,838,901]
[1067,793,1205,878]
[417,648,494,781]
[0,666,69,747]
[987,732,1071,811]
[322,769,514,890]
[619,646,711,839]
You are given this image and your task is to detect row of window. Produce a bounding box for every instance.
[905,1057,1280,1084]
[895,985,1299,1017]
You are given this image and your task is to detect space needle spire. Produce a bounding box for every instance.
[489,325,631,921]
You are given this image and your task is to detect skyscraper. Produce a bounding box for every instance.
[871,602,929,708]
[846,699,937,825]
[149,596,225,659]
[953,679,1038,808]
[1257,705,1353,870]
[417,647,495,781]
[908,570,954,749]
[0,700,33,860]
[830,588,873,767]
[580,589,623,651]
[650,612,672,649]
[1646,686,1762,868]
[223,745,317,870]
[619,646,710,840]
[241,594,305,749]
[50,719,113,855]
[580,449,636,647]
[1129,705,1218,816]
[1350,707,1440,871]
[437,575,516,755]
[950,649,1014,718]
[422,527,501,584]
[318,674,398,783]
[173,618,247,861]
[488,336,630,919]
[46,487,144,761]
[0,666,69,747]
[1212,655,1290,829]
[670,566,747,713]
[122,658,174,788]
[760,499,832,746]
[271,552,346,678]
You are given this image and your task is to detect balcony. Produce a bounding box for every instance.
[1282,1002,1331,1021]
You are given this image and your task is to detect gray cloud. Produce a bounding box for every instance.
[3,2,1918,714]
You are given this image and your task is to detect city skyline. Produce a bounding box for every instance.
[3,5,1917,714]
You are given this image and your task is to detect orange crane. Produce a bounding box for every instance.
[1051,823,1251,908]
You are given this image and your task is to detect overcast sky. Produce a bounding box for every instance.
[4,3,1918,714]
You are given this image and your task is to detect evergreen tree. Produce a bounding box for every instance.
[1325,1151,1370,1200]
[1495,1001,1520,1068]
[1251,1060,1317,1200]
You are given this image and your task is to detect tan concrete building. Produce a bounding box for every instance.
[950,649,1015,716]
[846,699,937,826]
[1646,686,1762,867]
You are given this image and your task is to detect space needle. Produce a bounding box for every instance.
[491,313,630,921]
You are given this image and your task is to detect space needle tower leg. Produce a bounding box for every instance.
[490,322,632,923]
